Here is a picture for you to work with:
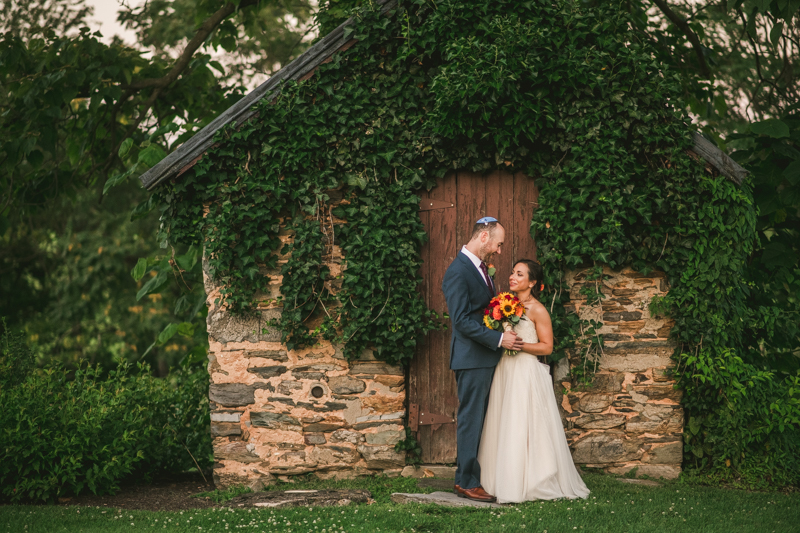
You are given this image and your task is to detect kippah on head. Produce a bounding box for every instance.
[471,217,501,240]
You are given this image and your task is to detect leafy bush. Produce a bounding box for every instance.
[0,317,35,389]
[0,360,212,502]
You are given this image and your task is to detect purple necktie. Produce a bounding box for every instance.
[479,262,495,296]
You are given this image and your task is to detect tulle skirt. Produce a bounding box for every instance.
[478,350,590,503]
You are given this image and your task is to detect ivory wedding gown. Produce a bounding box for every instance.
[478,316,590,503]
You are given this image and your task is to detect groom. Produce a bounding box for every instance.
[442,217,524,503]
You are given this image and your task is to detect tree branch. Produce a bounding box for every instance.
[125,0,260,90]
[651,0,712,79]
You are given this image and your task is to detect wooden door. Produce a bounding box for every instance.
[410,170,539,464]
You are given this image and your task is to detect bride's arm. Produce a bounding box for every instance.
[519,305,554,358]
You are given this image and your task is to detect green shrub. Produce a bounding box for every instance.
[0,318,35,389]
[0,361,212,502]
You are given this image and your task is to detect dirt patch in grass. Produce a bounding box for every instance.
[59,472,217,511]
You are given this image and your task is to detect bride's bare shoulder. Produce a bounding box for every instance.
[525,299,551,322]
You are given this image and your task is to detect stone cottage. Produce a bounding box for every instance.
[138,0,747,487]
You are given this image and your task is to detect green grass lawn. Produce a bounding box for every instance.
[1,473,797,533]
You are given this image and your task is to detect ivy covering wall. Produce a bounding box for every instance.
[154,0,799,486]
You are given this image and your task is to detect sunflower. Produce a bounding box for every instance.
[501,301,516,317]
[483,315,493,328]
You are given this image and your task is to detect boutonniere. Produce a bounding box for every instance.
[487,264,496,277]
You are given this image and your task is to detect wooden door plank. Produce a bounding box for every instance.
[512,172,538,263]
[427,173,458,463]
[485,170,515,293]
[406,190,431,436]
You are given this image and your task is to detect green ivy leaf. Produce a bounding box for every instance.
[131,258,148,281]
[118,138,134,159]
[138,144,167,168]
[750,119,790,138]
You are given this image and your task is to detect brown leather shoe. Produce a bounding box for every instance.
[454,485,496,503]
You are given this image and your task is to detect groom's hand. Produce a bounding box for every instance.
[501,331,525,351]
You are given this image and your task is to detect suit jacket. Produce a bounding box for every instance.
[442,251,503,370]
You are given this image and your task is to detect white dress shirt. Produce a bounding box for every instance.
[461,246,503,348]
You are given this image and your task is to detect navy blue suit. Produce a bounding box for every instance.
[442,251,503,489]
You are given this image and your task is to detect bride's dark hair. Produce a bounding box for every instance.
[514,259,544,298]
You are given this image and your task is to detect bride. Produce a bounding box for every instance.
[478,259,590,503]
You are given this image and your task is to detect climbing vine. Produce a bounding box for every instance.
[153,0,799,486]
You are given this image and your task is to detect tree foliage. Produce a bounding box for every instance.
[0,0,314,370]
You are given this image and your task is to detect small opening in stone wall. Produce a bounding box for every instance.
[311,386,324,398]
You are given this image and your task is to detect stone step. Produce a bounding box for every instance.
[400,465,456,479]
[391,491,504,508]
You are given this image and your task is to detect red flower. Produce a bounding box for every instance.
[484,308,490,315]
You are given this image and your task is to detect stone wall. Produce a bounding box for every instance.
[554,266,684,479]
[203,234,683,486]
[203,222,407,489]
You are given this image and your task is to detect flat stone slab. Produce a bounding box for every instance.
[401,465,456,479]
[226,489,371,509]
[616,478,662,488]
[391,491,504,508]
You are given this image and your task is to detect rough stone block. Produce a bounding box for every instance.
[211,422,242,437]
[207,309,262,344]
[293,372,327,381]
[374,375,405,388]
[248,365,288,378]
[578,393,614,413]
[250,412,301,429]
[573,413,626,430]
[210,383,272,407]
[296,401,348,412]
[652,368,673,382]
[329,375,367,395]
[304,433,327,445]
[246,349,289,361]
[357,445,406,469]
[571,433,643,463]
[211,412,242,423]
[631,384,682,401]
[579,373,625,393]
[277,380,303,395]
[642,441,683,464]
[627,464,680,480]
[365,429,404,446]
[329,429,365,444]
[310,445,361,466]
[214,441,262,463]
[625,408,683,434]
[349,362,403,376]
[304,421,345,432]
[400,465,456,479]
[603,311,643,322]
[601,353,675,373]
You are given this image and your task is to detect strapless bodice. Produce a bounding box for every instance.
[513,316,539,344]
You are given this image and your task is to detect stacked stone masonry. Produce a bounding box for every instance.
[554,266,683,480]
[204,218,407,488]
[204,227,682,486]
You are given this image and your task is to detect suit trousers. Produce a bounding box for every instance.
[453,366,496,490]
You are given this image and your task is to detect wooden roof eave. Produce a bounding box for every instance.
[138,0,398,191]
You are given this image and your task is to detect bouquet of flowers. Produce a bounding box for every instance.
[483,292,526,355]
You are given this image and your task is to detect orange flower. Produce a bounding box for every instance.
[515,305,524,317]
[492,306,503,320]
